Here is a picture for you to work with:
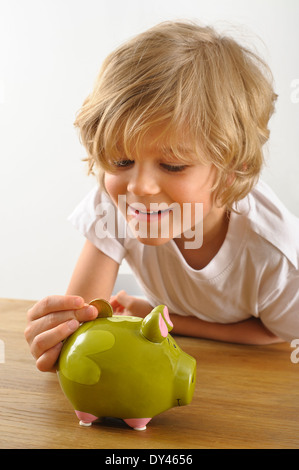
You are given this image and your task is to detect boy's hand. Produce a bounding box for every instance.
[24,295,98,373]
[109,290,153,318]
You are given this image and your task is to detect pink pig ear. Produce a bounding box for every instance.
[162,306,173,330]
[141,306,171,343]
[159,313,168,338]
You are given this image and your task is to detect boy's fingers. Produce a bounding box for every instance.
[35,342,64,373]
[30,319,80,360]
[110,291,132,313]
[25,305,98,345]
[109,298,123,310]
[113,290,132,307]
[43,305,98,330]
[27,295,85,321]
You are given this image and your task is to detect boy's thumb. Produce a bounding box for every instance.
[115,290,131,307]
[110,290,131,312]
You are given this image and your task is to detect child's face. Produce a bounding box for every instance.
[104,129,224,247]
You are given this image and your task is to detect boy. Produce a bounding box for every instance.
[25,21,299,373]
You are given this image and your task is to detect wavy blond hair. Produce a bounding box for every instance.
[74,21,277,209]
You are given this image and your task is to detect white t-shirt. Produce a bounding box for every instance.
[68,180,299,342]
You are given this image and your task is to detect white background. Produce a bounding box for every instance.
[0,0,298,301]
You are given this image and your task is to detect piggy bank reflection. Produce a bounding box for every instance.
[57,299,196,431]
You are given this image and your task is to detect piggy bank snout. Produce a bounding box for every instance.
[174,353,196,407]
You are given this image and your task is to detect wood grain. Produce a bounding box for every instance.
[0,298,298,449]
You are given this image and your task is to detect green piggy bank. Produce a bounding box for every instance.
[57,299,196,431]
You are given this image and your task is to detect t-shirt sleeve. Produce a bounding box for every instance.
[259,267,299,342]
[67,186,127,264]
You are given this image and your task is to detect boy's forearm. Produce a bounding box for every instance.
[109,293,282,345]
[170,314,283,345]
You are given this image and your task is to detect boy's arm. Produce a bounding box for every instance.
[171,314,283,345]
[66,239,119,301]
[110,291,283,345]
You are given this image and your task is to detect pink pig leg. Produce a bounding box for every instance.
[123,418,152,431]
[75,410,98,427]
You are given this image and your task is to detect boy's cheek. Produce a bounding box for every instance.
[104,173,120,201]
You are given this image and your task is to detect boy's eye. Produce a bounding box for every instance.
[160,163,188,173]
[111,160,188,172]
[112,159,134,168]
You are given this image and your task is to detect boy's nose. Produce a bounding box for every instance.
[127,166,160,196]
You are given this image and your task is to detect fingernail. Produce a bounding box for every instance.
[74,297,84,307]
[86,306,98,316]
[68,319,79,331]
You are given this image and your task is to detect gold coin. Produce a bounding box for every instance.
[89,298,113,318]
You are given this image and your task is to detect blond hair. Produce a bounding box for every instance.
[74,21,277,209]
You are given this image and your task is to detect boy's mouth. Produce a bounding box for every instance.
[127,204,173,222]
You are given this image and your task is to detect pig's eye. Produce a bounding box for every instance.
[167,337,177,349]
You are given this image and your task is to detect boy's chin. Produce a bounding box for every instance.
[133,235,173,246]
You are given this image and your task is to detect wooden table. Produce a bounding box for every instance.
[0,298,298,449]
